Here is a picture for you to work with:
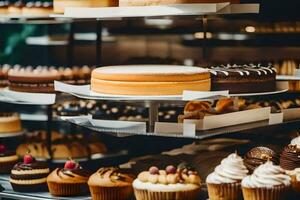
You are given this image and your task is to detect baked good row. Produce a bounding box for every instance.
[0,64,93,92]
[3,135,300,199]
[0,0,53,15]
[91,64,277,95]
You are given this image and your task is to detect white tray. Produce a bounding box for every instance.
[0,130,25,138]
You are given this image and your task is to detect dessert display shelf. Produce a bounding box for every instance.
[0,176,91,200]
[53,3,259,19]
[277,75,300,81]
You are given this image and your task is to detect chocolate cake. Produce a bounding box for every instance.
[209,64,276,94]
[0,64,11,88]
[8,66,60,93]
[280,145,300,171]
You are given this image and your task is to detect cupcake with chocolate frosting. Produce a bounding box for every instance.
[280,136,300,171]
[0,144,18,174]
[10,153,49,192]
[242,161,290,200]
[133,164,201,200]
[47,159,90,196]
[206,153,248,200]
[88,167,134,200]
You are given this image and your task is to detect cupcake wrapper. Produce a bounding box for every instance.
[89,185,133,200]
[134,188,200,200]
[207,182,241,200]
[47,182,89,196]
[242,185,289,200]
[0,160,18,174]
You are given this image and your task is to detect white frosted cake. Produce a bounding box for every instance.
[91,65,211,95]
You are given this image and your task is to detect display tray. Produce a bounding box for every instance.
[277,75,300,81]
[55,81,287,102]
[0,130,25,138]
[54,3,259,19]
[0,88,56,105]
[0,176,91,200]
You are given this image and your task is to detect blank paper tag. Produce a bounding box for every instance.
[182,90,229,101]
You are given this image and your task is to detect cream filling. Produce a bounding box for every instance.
[133,179,199,192]
[10,178,47,185]
[11,168,50,175]
[0,155,18,162]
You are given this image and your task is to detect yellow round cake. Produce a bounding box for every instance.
[0,113,22,134]
[91,65,211,95]
[119,0,239,6]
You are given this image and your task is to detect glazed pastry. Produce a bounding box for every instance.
[183,101,211,114]
[241,161,290,200]
[47,159,90,196]
[244,146,279,173]
[133,164,201,200]
[10,154,49,192]
[91,65,211,95]
[0,144,19,174]
[88,167,134,200]
[215,98,236,113]
[209,64,276,94]
[280,136,300,171]
[206,153,248,200]
[0,113,22,134]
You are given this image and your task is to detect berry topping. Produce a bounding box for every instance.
[166,165,177,174]
[23,154,34,164]
[149,166,159,175]
[64,160,77,170]
[0,144,6,153]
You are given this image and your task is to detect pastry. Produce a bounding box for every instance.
[0,144,19,174]
[0,113,22,134]
[133,164,201,200]
[209,64,276,94]
[241,161,290,200]
[91,65,211,95]
[206,153,248,200]
[280,136,300,171]
[0,1,8,14]
[119,0,239,6]
[244,146,279,173]
[10,153,50,192]
[183,101,211,114]
[88,167,134,200]
[22,1,53,15]
[8,0,23,14]
[47,159,90,196]
[8,66,60,93]
[53,0,118,14]
[0,64,11,88]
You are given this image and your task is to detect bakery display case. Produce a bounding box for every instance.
[0,0,300,200]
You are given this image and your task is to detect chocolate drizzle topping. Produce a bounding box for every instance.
[56,166,90,179]
[280,145,300,170]
[13,161,48,171]
[97,167,132,183]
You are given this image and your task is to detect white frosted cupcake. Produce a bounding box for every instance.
[206,153,248,200]
[286,168,300,196]
[133,164,201,200]
[242,161,291,200]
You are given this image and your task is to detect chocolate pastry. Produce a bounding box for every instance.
[244,146,279,173]
[0,64,11,87]
[280,145,300,171]
[209,64,276,94]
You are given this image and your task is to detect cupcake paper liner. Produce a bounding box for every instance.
[47,181,89,196]
[207,182,242,200]
[134,188,200,200]
[242,185,289,200]
[89,185,133,200]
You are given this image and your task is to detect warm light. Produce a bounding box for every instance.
[194,32,212,39]
[245,26,256,33]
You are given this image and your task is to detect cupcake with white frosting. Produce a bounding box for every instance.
[133,163,201,200]
[286,168,300,196]
[242,161,290,200]
[206,153,248,200]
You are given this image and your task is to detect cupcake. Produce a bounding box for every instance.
[10,153,49,192]
[286,168,300,195]
[47,159,90,196]
[88,167,134,200]
[206,153,248,200]
[244,146,279,173]
[242,161,291,200]
[0,144,18,174]
[280,136,300,171]
[133,164,201,200]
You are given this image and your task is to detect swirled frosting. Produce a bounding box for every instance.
[291,136,300,148]
[280,145,300,170]
[88,167,134,187]
[286,168,300,182]
[47,167,89,183]
[242,161,290,188]
[206,153,248,184]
